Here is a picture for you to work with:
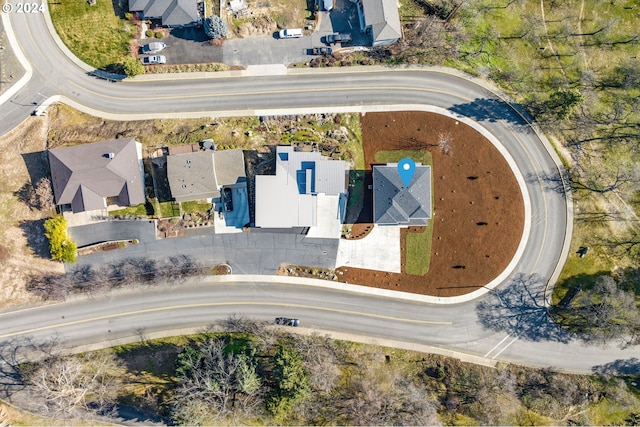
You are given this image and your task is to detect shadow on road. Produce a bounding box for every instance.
[449,97,533,131]
[525,170,570,200]
[475,273,574,343]
[592,357,640,376]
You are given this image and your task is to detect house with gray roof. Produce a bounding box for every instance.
[255,146,348,230]
[48,137,145,213]
[167,148,246,203]
[356,0,402,47]
[373,162,432,226]
[128,0,198,27]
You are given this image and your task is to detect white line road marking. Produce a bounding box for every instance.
[491,335,519,359]
[484,333,512,358]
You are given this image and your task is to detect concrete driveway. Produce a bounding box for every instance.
[69,220,157,248]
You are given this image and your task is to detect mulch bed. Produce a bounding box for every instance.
[335,111,525,297]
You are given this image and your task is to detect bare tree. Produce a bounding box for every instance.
[437,131,453,155]
[33,177,55,211]
[293,334,340,394]
[24,352,123,418]
[172,339,263,425]
[559,275,640,347]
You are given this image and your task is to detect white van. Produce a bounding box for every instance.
[279,28,303,39]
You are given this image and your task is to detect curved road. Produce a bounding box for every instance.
[0,7,633,373]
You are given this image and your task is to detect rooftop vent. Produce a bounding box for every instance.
[105,152,115,159]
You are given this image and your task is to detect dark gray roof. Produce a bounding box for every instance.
[167,149,246,203]
[361,0,402,44]
[48,137,145,213]
[129,0,197,26]
[373,163,432,226]
[128,0,150,12]
[162,0,198,26]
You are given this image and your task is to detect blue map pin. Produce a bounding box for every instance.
[397,158,416,187]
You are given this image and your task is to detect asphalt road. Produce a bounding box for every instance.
[0,278,637,373]
[4,7,632,374]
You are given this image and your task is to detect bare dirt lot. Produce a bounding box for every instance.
[336,111,525,298]
[0,118,64,310]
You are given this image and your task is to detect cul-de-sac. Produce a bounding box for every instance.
[0,0,639,424]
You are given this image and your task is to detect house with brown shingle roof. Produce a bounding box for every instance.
[48,137,145,213]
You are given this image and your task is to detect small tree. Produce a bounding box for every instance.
[32,177,55,211]
[204,15,228,40]
[44,216,77,263]
[123,57,145,78]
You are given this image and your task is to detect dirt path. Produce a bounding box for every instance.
[540,0,569,83]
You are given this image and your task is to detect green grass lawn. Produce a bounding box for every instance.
[375,150,433,275]
[49,0,132,70]
[158,201,181,218]
[109,203,151,217]
[181,200,212,214]
[405,224,433,275]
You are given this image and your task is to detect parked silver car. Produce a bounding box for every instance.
[141,55,166,65]
[141,42,166,54]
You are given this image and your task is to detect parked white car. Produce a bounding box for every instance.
[141,55,166,65]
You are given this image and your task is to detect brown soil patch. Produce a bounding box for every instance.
[336,111,525,298]
[0,117,64,309]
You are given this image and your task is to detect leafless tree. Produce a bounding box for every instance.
[32,177,55,211]
[336,364,441,426]
[24,352,123,418]
[293,334,340,394]
[172,339,263,425]
[437,131,453,155]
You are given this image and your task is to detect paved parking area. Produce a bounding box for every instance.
[69,220,157,247]
[142,27,224,65]
[71,231,339,275]
[147,0,365,68]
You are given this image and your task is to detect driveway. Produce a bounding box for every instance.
[69,220,157,247]
[70,231,339,274]
[149,27,224,65]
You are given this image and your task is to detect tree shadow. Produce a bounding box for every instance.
[475,273,574,343]
[20,151,49,187]
[170,27,210,42]
[0,336,59,401]
[13,182,34,209]
[19,219,50,259]
[525,170,570,200]
[448,97,533,130]
[591,357,640,376]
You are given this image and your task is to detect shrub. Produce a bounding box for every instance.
[154,31,164,38]
[44,216,77,263]
[145,29,153,38]
[123,57,145,77]
[203,15,228,40]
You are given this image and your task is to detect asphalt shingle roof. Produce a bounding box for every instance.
[166,149,246,203]
[373,163,432,226]
[48,137,145,213]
